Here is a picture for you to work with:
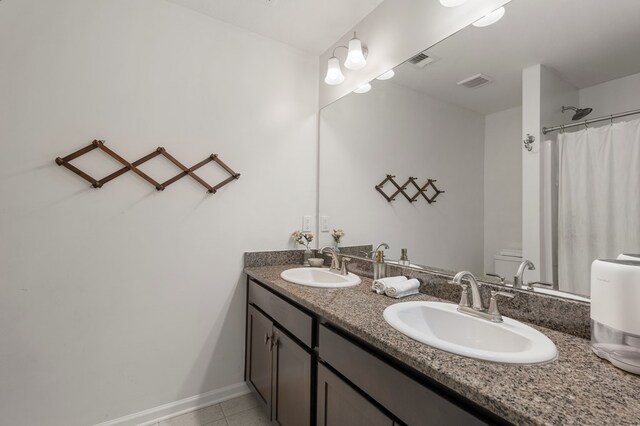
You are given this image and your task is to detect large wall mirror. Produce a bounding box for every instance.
[318,0,640,300]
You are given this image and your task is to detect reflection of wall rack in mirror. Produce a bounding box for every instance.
[375,175,444,204]
[55,140,240,194]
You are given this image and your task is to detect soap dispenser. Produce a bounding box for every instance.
[399,248,410,266]
[373,250,387,281]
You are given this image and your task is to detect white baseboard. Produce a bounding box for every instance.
[94,382,250,426]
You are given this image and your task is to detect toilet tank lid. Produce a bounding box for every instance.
[498,248,522,257]
[494,254,523,262]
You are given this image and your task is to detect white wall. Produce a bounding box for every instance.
[539,66,578,283]
[483,106,522,274]
[319,82,485,274]
[318,0,512,108]
[0,1,318,425]
[579,72,640,118]
[522,64,578,283]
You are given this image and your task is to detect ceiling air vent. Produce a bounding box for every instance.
[408,51,440,68]
[457,74,493,89]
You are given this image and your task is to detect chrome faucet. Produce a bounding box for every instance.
[373,242,389,255]
[514,260,535,289]
[361,242,389,260]
[321,246,352,276]
[451,271,484,310]
[450,271,515,323]
[321,246,341,272]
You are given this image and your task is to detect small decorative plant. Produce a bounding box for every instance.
[331,229,345,244]
[291,230,314,250]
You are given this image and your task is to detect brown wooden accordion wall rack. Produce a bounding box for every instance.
[55,140,240,194]
[375,174,445,204]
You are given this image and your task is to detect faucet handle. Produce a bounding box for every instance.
[488,290,515,322]
[340,257,352,275]
[526,281,553,290]
[458,284,470,308]
[486,273,506,285]
[448,278,482,288]
[491,290,515,299]
[360,250,372,258]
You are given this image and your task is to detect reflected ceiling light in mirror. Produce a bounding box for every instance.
[472,7,505,27]
[439,0,468,6]
[324,56,345,85]
[353,83,372,94]
[376,69,395,80]
[344,32,367,70]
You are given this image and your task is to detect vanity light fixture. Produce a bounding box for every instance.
[376,69,395,80]
[324,57,345,85]
[472,7,505,27]
[344,33,367,70]
[353,83,372,94]
[439,0,468,7]
[323,32,368,85]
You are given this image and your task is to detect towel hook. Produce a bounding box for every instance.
[523,134,535,152]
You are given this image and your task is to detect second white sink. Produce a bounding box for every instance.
[280,268,361,288]
[383,301,558,364]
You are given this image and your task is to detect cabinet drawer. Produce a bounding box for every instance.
[249,279,313,348]
[319,325,490,426]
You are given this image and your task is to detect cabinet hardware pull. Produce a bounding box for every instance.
[264,332,271,345]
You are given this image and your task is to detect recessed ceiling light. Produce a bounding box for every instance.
[376,70,395,81]
[472,7,505,27]
[354,83,372,94]
[439,0,468,7]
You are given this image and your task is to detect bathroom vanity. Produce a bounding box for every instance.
[245,272,498,426]
[244,262,640,426]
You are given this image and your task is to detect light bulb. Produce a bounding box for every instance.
[324,57,344,85]
[472,7,505,27]
[353,83,371,94]
[344,35,366,70]
[439,0,468,7]
[376,69,395,81]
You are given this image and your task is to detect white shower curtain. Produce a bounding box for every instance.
[557,117,640,295]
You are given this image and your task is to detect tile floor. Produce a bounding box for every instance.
[150,393,270,426]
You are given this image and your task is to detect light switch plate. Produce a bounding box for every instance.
[302,215,312,232]
[320,216,330,232]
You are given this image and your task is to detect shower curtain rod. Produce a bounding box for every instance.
[542,108,640,135]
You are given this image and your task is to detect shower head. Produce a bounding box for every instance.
[562,105,593,121]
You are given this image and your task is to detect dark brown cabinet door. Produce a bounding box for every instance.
[246,305,273,413]
[317,363,394,426]
[272,326,312,426]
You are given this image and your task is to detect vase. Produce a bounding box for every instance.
[333,241,341,253]
[303,247,313,266]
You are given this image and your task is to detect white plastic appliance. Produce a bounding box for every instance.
[591,259,640,374]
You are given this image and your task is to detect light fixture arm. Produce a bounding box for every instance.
[331,45,348,57]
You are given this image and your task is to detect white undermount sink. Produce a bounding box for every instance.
[383,301,558,364]
[280,268,361,288]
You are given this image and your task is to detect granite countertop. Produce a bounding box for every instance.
[245,264,640,426]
